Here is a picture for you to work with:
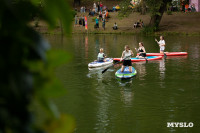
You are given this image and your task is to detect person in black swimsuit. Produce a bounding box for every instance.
[135,42,147,59]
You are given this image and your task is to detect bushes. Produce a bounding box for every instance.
[167,10,173,15]
[72,10,77,17]
[92,17,96,22]
[141,26,157,35]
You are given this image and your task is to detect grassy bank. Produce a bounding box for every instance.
[32,12,200,35]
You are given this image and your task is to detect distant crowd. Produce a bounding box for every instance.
[74,1,145,30]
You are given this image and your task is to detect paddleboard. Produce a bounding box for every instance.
[137,52,188,56]
[88,58,113,68]
[115,67,137,79]
[113,56,163,62]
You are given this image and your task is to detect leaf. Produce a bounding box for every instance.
[42,0,73,34]
[44,114,75,133]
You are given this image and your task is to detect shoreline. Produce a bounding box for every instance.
[33,12,200,36]
[37,30,200,36]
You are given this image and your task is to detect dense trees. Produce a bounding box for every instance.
[74,0,81,6]
[146,0,172,29]
[119,0,172,30]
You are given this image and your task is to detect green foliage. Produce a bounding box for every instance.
[145,0,163,16]
[167,10,173,15]
[0,0,74,133]
[141,26,157,35]
[166,2,173,15]
[72,10,77,17]
[43,114,75,133]
[118,0,132,18]
[92,17,97,22]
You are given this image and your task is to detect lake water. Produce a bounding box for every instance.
[45,34,200,133]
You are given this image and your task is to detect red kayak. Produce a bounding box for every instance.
[114,56,163,62]
[137,52,188,56]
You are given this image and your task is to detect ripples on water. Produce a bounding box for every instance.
[48,35,200,133]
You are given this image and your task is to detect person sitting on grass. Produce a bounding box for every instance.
[113,22,118,30]
[133,22,137,28]
[191,4,196,12]
[140,21,144,28]
[133,20,140,28]
[134,19,143,28]
[112,6,116,12]
[89,9,94,16]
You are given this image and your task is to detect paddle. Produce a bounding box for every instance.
[144,57,148,62]
[163,52,167,57]
[102,56,131,74]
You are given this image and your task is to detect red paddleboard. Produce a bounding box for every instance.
[114,56,163,62]
[137,52,188,56]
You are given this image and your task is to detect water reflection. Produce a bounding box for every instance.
[94,81,110,133]
[159,59,166,81]
[134,62,147,80]
[120,86,134,107]
[85,36,88,59]
[49,34,200,133]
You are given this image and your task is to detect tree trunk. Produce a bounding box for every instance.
[74,0,80,7]
[141,0,146,15]
[149,0,172,29]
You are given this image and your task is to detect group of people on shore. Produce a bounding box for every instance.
[80,6,86,13]
[76,1,146,31]
[89,1,104,16]
[74,15,85,27]
[181,0,197,12]
[133,19,144,28]
[94,17,106,30]
[96,36,165,72]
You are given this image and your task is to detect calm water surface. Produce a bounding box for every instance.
[45,34,200,133]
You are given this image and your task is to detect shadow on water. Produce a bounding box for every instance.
[116,77,135,87]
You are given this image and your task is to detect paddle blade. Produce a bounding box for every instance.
[164,53,167,57]
[145,58,148,62]
[102,68,109,74]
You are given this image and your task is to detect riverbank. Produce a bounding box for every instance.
[33,12,200,35]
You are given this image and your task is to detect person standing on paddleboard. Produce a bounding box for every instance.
[155,36,165,53]
[120,45,134,73]
[97,48,106,62]
[135,42,147,59]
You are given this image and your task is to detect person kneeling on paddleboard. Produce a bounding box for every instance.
[97,48,106,62]
[135,42,147,59]
[120,45,134,73]
[155,36,165,53]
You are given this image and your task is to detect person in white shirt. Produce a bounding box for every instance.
[113,22,118,30]
[93,2,97,13]
[155,36,165,53]
[120,45,134,72]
